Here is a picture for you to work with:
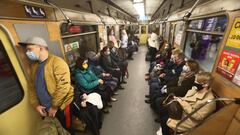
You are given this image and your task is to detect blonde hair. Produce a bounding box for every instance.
[195,72,213,86]
[171,48,182,55]
[186,59,199,73]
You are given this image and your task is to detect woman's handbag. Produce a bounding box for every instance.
[163,93,183,120]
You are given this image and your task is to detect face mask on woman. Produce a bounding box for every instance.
[105,50,110,55]
[182,65,190,72]
[194,82,204,91]
[26,51,39,61]
[82,63,88,70]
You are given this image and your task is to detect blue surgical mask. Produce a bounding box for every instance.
[26,51,39,61]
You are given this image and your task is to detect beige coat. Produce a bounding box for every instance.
[167,87,216,132]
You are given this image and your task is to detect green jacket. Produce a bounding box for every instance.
[74,68,100,92]
[29,54,74,110]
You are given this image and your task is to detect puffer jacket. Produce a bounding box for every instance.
[74,68,100,92]
[29,54,74,110]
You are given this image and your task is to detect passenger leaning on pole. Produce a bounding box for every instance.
[19,37,74,129]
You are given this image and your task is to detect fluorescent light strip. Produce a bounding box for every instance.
[133,2,145,17]
[133,0,143,2]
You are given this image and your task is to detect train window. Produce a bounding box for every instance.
[184,32,223,72]
[62,34,97,66]
[0,40,24,114]
[189,19,204,30]
[188,16,227,32]
[132,25,139,34]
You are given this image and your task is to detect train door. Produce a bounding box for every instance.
[139,25,148,45]
[0,26,38,135]
[98,25,108,50]
[169,22,176,46]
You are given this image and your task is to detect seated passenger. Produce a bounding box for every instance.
[108,41,128,83]
[73,92,103,135]
[74,57,112,108]
[152,60,200,121]
[146,48,181,81]
[158,72,216,135]
[146,53,185,104]
[86,51,119,95]
[99,46,124,89]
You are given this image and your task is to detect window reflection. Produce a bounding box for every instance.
[185,32,222,71]
[0,41,23,113]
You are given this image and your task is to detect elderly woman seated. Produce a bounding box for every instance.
[158,72,216,135]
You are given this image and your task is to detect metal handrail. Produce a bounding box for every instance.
[174,98,236,135]
[44,0,72,24]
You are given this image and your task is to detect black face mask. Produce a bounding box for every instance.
[194,82,204,91]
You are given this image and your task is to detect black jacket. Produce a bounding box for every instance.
[167,75,195,97]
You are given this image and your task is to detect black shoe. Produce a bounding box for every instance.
[103,108,109,113]
[117,85,124,90]
[145,100,151,104]
[121,81,127,84]
[145,95,150,98]
[107,102,112,108]
[154,118,162,123]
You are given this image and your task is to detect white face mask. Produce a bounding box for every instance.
[105,50,110,55]
[182,65,190,72]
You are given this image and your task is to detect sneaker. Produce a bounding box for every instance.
[111,97,117,102]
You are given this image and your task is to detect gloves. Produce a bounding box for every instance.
[160,85,167,94]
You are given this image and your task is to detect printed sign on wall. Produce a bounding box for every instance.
[226,18,240,49]
[64,41,79,52]
[216,50,240,80]
[24,5,46,18]
[233,65,240,86]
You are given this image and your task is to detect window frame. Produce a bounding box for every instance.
[0,40,24,114]
[183,14,229,72]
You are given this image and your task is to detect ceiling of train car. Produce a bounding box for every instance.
[110,0,164,18]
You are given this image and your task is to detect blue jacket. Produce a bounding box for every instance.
[74,68,100,92]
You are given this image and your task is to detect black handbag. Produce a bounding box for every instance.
[163,93,183,120]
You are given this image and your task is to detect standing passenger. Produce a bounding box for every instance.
[148,31,160,62]
[19,37,74,129]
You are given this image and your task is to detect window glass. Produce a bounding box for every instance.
[189,16,227,32]
[184,32,223,71]
[62,34,97,66]
[132,25,139,34]
[214,16,228,32]
[189,19,204,30]
[0,40,24,113]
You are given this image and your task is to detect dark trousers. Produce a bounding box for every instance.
[149,47,157,62]
[55,104,75,134]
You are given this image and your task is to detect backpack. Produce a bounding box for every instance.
[37,117,70,135]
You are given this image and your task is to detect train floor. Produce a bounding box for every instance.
[76,46,160,135]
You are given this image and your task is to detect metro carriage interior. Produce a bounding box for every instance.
[0,0,240,135]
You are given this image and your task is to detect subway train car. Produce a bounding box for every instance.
[0,0,240,135]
